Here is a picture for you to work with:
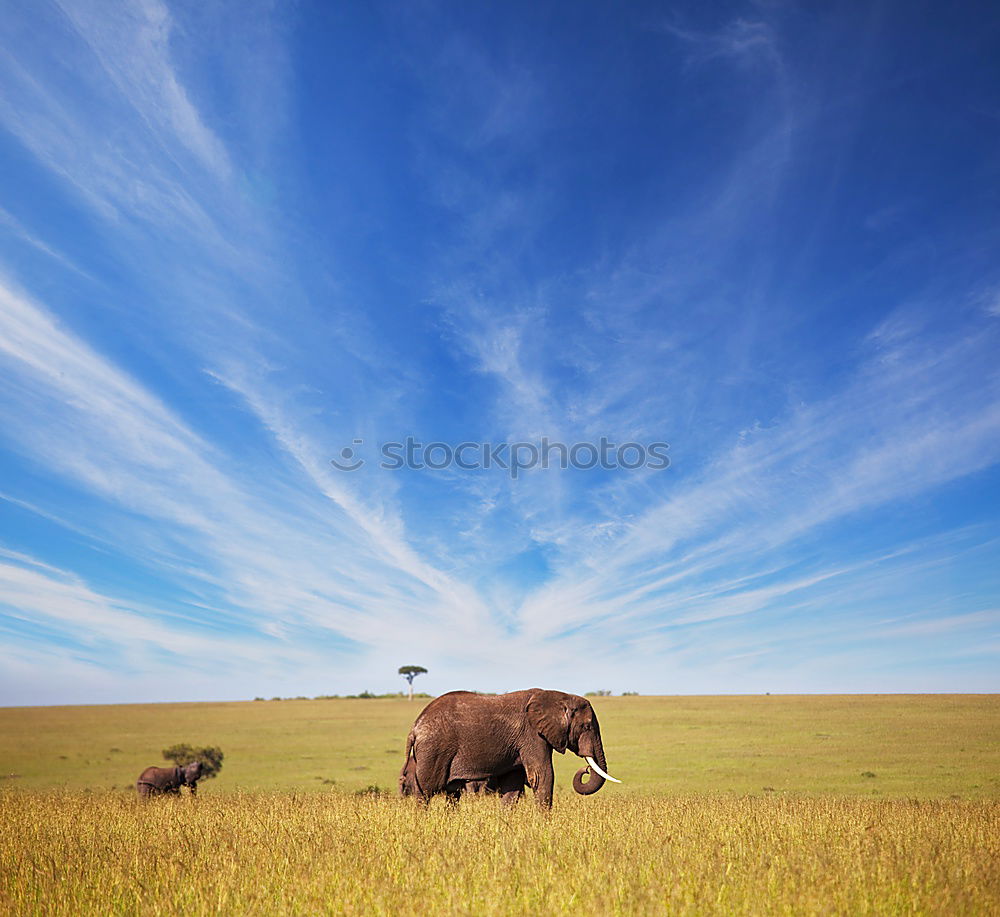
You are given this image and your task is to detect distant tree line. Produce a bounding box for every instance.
[253,692,432,701]
[251,687,639,701]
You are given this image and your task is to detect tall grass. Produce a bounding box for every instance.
[2,791,997,915]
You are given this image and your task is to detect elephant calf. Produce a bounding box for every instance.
[136,761,202,798]
[463,767,527,804]
[399,756,527,804]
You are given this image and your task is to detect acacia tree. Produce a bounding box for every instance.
[398,665,427,701]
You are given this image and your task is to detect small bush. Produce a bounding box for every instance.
[162,744,224,779]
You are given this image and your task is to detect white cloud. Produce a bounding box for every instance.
[872,608,1000,638]
[512,312,1000,645]
[55,0,232,178]
[0,0,997,701]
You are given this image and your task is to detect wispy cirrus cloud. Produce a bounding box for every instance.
[659,18,783,72]
[0,275,503,664]
[54,0,233,179]
[514,308,1000,637]
[0,0,997,702]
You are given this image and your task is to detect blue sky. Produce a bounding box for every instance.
[1,1,998,705]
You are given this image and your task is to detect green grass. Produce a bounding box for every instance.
[1,695,997,797]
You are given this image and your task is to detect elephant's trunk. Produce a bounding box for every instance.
[572,726,612,795]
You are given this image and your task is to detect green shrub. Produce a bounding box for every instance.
[162,744,224,779]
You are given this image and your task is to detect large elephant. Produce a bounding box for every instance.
[399,688,620,808]
[135,761,202,798]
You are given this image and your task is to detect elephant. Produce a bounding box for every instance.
[399,688,620,808]
[135,761,203,798]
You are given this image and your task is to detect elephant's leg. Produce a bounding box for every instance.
[401,768,430,806]
[526,761,554,808]
[444,780,463,806]
[398,762,413,797]
[413,749,451,802]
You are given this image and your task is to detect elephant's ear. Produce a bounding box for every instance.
[527,690,570,753]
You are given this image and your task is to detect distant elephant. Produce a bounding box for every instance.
[136,761,203,798]
[399,689,620,808]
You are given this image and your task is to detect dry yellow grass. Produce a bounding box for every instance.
[2,791,997,915]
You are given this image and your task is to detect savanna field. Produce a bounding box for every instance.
[1,695,998,915]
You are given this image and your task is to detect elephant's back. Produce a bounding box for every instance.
[137,766,165,782]
[411,692,480,741]
[413,690,527,737]
[412,691,476,724]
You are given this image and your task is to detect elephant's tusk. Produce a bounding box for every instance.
[585,756,622,784]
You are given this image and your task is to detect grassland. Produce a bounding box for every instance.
[2,792,997,915]
[1,695,998,914]
[1,694,997,797]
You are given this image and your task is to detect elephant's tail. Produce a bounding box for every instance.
[403,730,428,799]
